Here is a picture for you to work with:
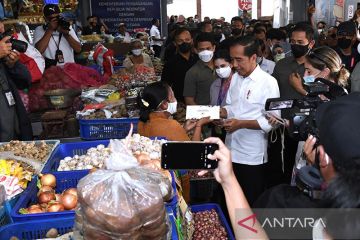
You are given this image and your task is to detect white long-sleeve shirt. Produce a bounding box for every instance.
[224,65,280,165]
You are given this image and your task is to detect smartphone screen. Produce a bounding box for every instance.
[161,142,219,170]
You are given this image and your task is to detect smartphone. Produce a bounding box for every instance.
[161,142,219,170]
[261,110,284,125]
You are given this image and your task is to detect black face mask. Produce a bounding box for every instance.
[338,37,352,49]
[178,42,192,53]
[291,43,310,58]
[232,28,243,36]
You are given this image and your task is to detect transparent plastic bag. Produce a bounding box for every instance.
[76,139,170,239]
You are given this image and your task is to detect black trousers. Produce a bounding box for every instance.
[232,162,266,206]
[267,128,299,187]
[152,45,162,58]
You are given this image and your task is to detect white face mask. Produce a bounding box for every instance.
[198,50,214,63]
[274,53,285,62]
[132,49,142,56]
[166,101,178,115]
[216,66,232,79]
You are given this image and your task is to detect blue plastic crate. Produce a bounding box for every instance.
[1,207,178,239]
[0,202,12,227]
[42,140,109,172]
[0,217,74,239]
[165,171,178,215]
[44,0,59,4]
[11,171,88,222]
[45,142,178,214]
[191,203,235,240]
[0,194,22,227]
[166,206,179,240]
[79,118,139,140]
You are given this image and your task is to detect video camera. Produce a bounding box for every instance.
[0,28,28,53]
[265,78,347,141]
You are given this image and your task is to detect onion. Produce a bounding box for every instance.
[37,186,54,197]
[38,192,56,204]
[27,205,44,214]
[39,174,56,188]
[60,192,78,210]
[64,188,77,197]
[47,202,65,212]
[55,193,61,202]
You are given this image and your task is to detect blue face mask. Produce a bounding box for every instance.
[303,75,316,83]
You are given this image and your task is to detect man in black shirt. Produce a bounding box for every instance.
[335,21,360,75]
[161,28,198,102]
[82,16,101,35]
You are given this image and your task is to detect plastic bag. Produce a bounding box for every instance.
[76,139,170,239]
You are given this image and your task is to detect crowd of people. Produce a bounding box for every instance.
[141,7,360,240]
[1,3,360,238]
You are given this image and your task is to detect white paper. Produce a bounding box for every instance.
[186,105,220,120]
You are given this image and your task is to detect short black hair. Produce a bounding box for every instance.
[317,21,326,27]
[291,22,314,41]
[198,21,212,31]
[229,35,259,58]
[231,16,243,24]
[266,28,287,41]
[254,27,266,35]
[87,15,95,21]
[213,49,231,62]
[152,18,158,25]
[195,32,215,48]
[174,27,191,40]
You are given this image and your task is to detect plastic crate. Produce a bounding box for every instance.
[0,202,12,227]
[0,217,74,239]
[42,140,109,172]
[191,203,235,240]
[0,140,60,173]
[79,118,139,140]
[166,206,179,240]
[11,171,88,222]
[1,208,178,239]
[165,171,178,215]
[0,194,22,227]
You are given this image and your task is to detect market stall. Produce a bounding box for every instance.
[0,134,234,240]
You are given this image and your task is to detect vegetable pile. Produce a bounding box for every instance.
[19,174,78,214]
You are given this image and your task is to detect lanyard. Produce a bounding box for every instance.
[51,33,63,50]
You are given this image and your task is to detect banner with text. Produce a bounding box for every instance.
[90,0,161,33]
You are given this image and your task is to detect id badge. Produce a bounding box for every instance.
[4,91,15,107]
[55,50,65,64]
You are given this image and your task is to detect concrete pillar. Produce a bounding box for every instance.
[197,0,201,20]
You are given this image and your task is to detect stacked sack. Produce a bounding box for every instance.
[74,139,170,240]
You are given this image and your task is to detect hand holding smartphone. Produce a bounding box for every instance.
[261,109,284,125]
[161,142,219,170]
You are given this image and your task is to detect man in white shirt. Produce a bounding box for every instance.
[256,39,275,74]
[150,18,164,58]
[220,36,280,205]
[116,23,131,43]
[34,4,81,69]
